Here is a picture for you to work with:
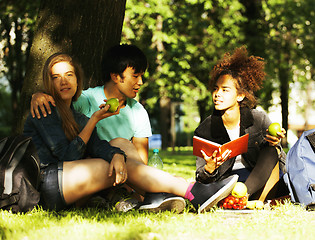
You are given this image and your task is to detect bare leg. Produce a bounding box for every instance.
[110,138,190,197]
[110,138,238,213]
[109,138,146,199]
[62,158,115,204]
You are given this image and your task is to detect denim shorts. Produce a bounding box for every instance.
[40,162,67,211]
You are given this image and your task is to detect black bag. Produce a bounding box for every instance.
[0,135,41,212]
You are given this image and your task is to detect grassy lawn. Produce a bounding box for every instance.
[1,149,314,240]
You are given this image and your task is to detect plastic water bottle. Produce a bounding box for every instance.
[148,149,163,169]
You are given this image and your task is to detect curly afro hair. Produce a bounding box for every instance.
[209,46,266,109]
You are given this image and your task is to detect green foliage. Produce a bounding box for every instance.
[0,0,40,85]
[0,0,40,132]
[0,86,13,137]
[259,0,315,111]
[122,0,246,133]
[2,0,315,140]
[121,0,315,136]
[122,0,246,96]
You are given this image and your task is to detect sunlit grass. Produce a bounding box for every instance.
[1,149,314,240]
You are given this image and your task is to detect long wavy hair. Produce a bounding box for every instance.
[42,53,84,140]
[209,46,265,109]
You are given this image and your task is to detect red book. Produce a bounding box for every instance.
[193,134,249,158]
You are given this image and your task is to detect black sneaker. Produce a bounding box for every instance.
[138,192,186,213]
[190,175,238,213]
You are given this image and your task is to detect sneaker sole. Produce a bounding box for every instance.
[199,175,239,213]
[139,197,186,213]
[115,199,139,212]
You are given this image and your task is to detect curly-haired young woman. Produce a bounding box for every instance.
[194,46,287,201]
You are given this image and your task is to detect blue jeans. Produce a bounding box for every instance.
[230,168,251,183]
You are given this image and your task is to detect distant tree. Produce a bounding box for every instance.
[122,0,245,148]
[238,0,275,111]
[0,86,13,137]
[16,0,126,132]
[0,0,40,133]
[262,0,315,145]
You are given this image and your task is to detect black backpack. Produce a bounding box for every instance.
[0,135,41,212]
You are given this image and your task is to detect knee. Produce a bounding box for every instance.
[64,159,108,191]
[67,165,93,189]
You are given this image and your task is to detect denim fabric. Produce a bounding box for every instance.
[39,162,67,211]
[230,168,251,183]
[23,103,125,166]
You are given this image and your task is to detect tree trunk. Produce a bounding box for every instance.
[278,42,290,148]
[197,96,212,124]
[16,0,126,133]
[239,0,266,57]
[160,96,170,150]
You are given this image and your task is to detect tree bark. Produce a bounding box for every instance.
[16,0,126,133]
[278,42,290,148]
[160,96,170,150]
[239,0,266,57]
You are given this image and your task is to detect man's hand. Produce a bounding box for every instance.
[108,153,127,186]
[31,93,55,118]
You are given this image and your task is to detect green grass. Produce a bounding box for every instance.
[1,149,314,240]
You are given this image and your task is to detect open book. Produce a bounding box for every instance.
[193,134,249,158]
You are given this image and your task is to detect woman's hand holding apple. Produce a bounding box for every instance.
[91,103,120,123]
[265,123,286,147]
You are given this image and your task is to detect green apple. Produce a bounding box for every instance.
[231,182,247,198]
[268,122,281,137]
[105,98,119,113]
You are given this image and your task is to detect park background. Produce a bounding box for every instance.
[1,0,315,150]
[1,2,315,239]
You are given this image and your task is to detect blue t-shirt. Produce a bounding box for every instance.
[73,86,152,142]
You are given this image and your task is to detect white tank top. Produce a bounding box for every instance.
[226,125,248,170]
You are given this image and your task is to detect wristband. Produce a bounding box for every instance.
[115,150,127,162]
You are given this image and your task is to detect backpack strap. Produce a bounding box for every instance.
[306,131,315,153]
[0,137,9,194]
[0,137,8,154]
[0,194,19,209]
